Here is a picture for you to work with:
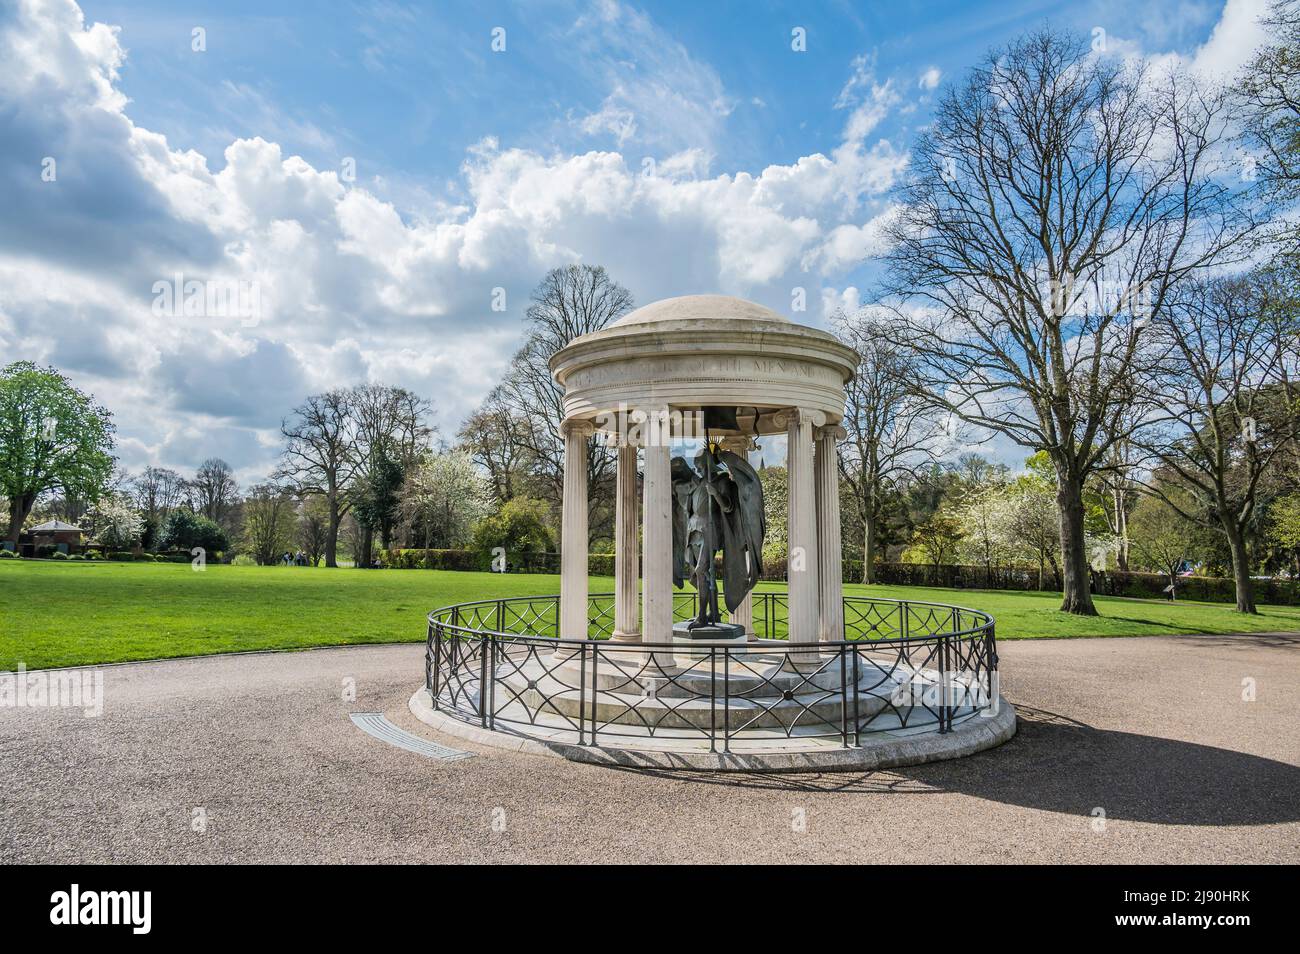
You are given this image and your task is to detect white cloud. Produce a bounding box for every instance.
[1191,0,1268,77]
[835,53,901,143]
[918,67,941,90]
[1099,0,1267,80]
[567,0,735,156]
[0,0,907,480]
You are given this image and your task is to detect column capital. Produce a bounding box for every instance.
[771,408,826,430]
[815,423,847,442]
[561,417,598,439]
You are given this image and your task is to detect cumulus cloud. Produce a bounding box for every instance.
[1191,0,1268,77]
[918,67,941,90]
[0,0,900,481]
[1098,0,1267,80]
[0,0,1264,482]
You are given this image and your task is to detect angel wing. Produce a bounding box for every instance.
[716,449,766,611]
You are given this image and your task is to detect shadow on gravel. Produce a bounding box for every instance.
[1167,632,1300,650]
[608,706,1300,826]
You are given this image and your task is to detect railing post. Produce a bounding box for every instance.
[578,641,588,746]
[986,620,998,714]
[478,632,489,728]
[430,620,441,710]
[851,645,861,746]
[839,645,849,748]
[589,641,599,747]
[449,606,460,677]
[709,647,717,754]
[938,634,950,733]
[487,634,497,730]
[723,648,731,753]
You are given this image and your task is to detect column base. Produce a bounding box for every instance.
[550,644,582,663]
[609,631,642,643]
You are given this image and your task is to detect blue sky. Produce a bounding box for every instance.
[0,0,1266,480]
[79,0,1225,222]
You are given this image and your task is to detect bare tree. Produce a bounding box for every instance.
[296,497,329,567]
[834,310,947,582]
[241,484,297,566]
[878,29,1257,614]
[1092,438,1140,570]
[133,466,185,546]
[457,386,531,505]
[189,457,238,527]
[1135,272,1300,613]
[276,390,357,568]
[499,265,633,543]
[348,383,434,566]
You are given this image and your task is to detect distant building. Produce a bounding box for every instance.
[17,520,85,557]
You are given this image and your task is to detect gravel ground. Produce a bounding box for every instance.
[2,633,1297,864]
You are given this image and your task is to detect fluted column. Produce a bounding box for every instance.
[641,408,675,667]
[815,424,847,642]
[611,439,640,642]
[780,409,823,652]
[721,435,756,639]
[558,419,595,643]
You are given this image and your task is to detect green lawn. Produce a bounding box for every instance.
[2,560,1298,670]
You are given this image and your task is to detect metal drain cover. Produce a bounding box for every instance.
[350,712,473,762]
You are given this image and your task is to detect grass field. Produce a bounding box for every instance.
[3,560,1299,670]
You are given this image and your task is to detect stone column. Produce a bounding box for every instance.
[610,440,640,642]
[721,435,756,639]
[558,419,594,643]
[641,409,675,667]
[780,409,822,653]
[815,424,847,642]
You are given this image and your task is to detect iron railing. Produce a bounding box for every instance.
[425,590,998,751]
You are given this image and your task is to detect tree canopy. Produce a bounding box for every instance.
[1,362,115,543]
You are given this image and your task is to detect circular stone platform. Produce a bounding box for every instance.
[421,591,1014,773]
[409,686,1017,772]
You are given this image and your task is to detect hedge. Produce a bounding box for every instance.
[384,548,615,575]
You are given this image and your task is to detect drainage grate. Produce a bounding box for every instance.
[350,712,474,762]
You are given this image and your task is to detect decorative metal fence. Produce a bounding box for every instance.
[425,591,998,752]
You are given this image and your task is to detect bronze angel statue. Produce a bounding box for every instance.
[670,442,766,630]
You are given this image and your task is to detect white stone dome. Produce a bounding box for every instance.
[551,293,857,434]
[608,294,792,328]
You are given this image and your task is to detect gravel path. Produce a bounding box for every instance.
[2,633,1297,864]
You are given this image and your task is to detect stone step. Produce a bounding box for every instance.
[511,646,934,700]
[498,667,900,731]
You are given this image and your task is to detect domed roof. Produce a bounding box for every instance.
[608,294,792,328]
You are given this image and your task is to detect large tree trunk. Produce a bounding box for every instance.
[6,493,36,545]
[325,499,340,568]
[1223,521,1257,614]
[1057,478,1098,615]
[360,525,374,569]
[862,511,877,584]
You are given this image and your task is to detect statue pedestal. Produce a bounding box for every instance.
[671,621,747,667]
